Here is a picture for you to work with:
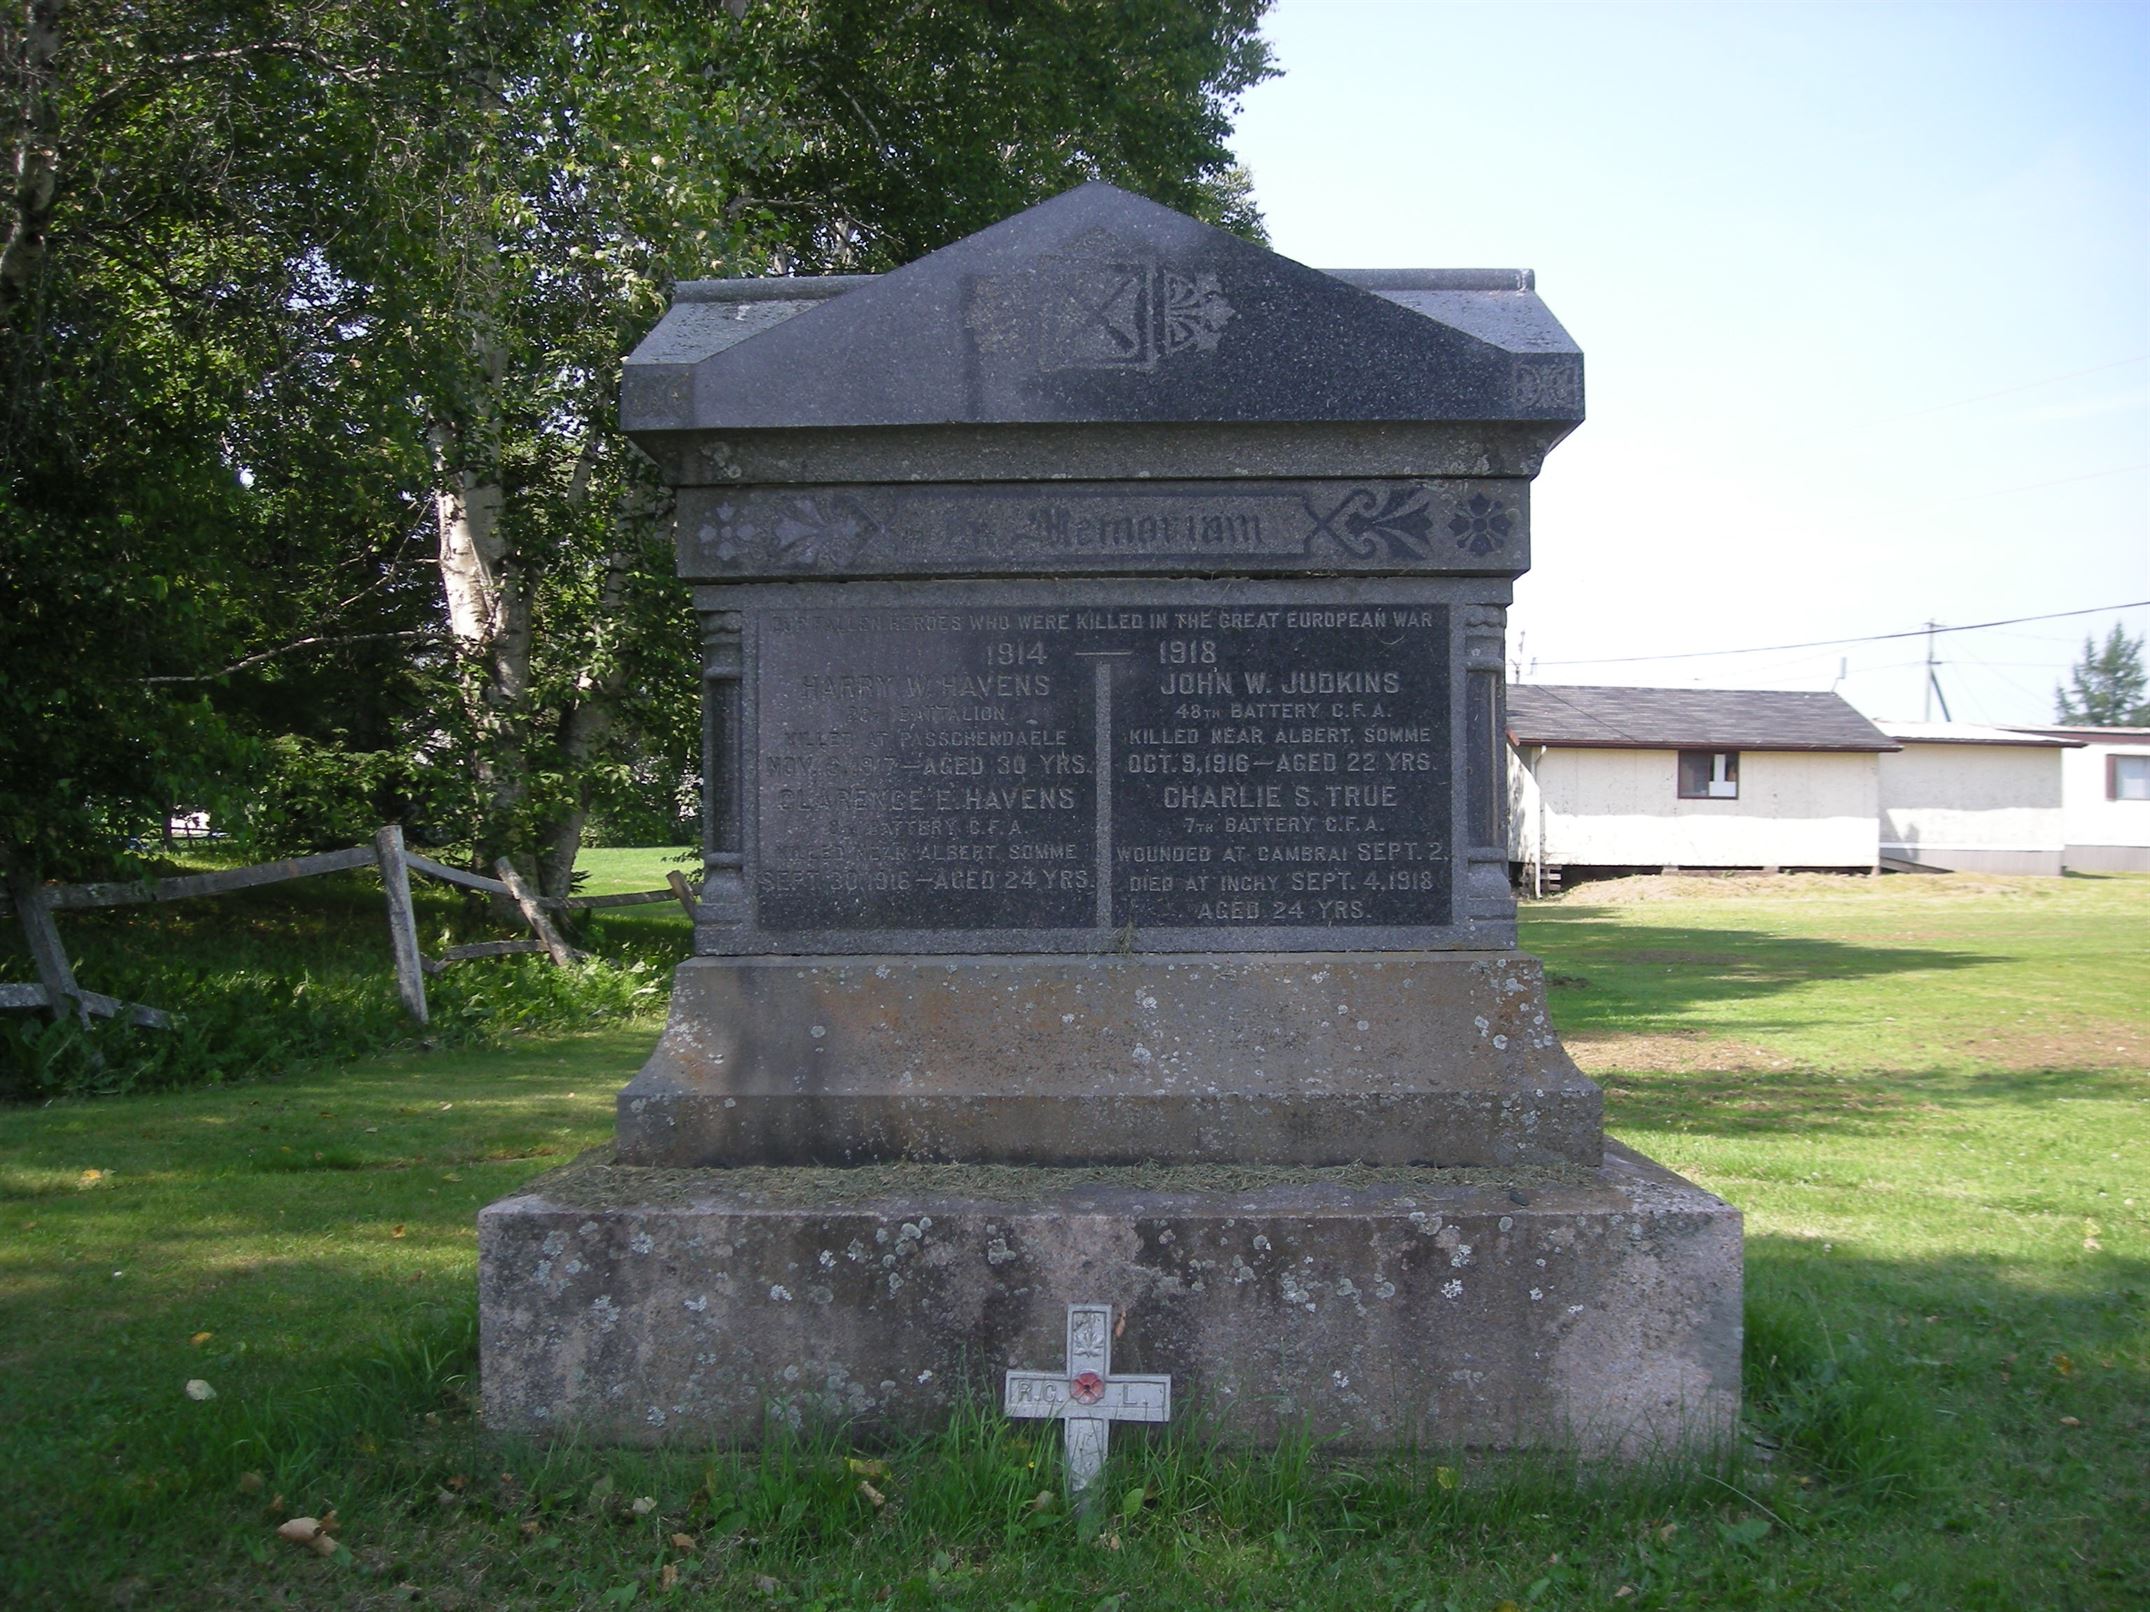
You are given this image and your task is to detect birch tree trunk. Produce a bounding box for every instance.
[432,421,535,882]
[1,0,63,324]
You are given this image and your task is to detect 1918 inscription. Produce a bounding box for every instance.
[753,598,1451,937]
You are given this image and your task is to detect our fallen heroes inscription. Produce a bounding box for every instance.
[477,183,1741,1461]
[749,589,1450,944]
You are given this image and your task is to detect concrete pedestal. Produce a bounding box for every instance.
[478,1141,1740,1458]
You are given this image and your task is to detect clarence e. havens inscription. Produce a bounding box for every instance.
[478,183,1741,1462]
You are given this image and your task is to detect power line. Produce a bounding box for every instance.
[1919,462,2148,508]
[1869,353,2150,425]
[1533,599,2150,669]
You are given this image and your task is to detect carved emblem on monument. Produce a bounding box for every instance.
[1304,485,1440,560]
[703,494,879,570]
[1447,492,1514,557]
[970,228,1233,373]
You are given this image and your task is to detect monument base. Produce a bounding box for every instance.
[478,1142,1740,1458]
[618,952,1601,1169]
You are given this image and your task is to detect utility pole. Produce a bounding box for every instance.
[1922,621,1953,722]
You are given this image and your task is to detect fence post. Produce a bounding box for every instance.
[494,859,579,967]
[666,868,699,922]
[4,869,84,1024]
[373,825,430,1025]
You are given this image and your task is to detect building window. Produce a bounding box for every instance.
[1677,749,1739,800]
[2112,754,2150,802]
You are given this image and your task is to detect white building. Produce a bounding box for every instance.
[2001,725,2150,872]
[1874,723,2077,876]
[1507,685,1894,888]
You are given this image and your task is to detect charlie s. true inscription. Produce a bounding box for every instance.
[749,594,1451,940]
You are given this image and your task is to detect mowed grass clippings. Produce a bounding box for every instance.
[0,870,2143,1608]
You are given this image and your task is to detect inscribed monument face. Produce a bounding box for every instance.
[736,583,1453,950]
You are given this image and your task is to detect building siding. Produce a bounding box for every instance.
[1509,747,1879,869]
[1877,742,2065,875]
[2057,738,2150,870]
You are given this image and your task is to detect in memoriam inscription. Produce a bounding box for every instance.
[749,596,1453,941]
[678,479,1527,578]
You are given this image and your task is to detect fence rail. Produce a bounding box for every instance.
[3,831,698,1031]
[49,847,379,911]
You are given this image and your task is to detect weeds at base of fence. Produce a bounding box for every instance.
[0,829,698,1088]
[0,848,689,1101]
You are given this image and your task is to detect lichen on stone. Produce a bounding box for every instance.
[512,1146,1601,1210]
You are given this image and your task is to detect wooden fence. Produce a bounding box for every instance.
[2,826,699,1030]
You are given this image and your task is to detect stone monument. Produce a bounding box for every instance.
[478,183,1741,1457]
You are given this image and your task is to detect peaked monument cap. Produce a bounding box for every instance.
[623,182,1583,439]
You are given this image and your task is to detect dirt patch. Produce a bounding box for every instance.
[1565,1029,1796,1075]
[1617,950,1747,967]
[1939,1023,2149,1073]
[1567,1023,2147,1076]
[1527,871,2069,907]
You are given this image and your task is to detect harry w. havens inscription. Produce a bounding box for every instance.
[746,589,1450,945]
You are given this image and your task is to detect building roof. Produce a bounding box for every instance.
[1506,685,1898,752]
[1879,721,2082,748]
[2004,724,2150,746]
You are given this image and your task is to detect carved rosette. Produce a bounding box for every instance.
[1448,492,1514,557]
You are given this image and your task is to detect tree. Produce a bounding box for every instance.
[1,1,357,879]
[349,0,1277,897]
[2055,625,2150,726]
[3,0,1277,893]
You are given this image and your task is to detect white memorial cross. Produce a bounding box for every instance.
[1003,1303,1171,1493]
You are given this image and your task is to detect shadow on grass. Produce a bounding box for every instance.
[1519,912,2007,1034]
[1596,1063,2147,1140]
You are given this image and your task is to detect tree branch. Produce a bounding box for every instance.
[77,38,388,124]
[141,629,438,685]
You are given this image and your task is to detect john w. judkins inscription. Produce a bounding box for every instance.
[746,596,1452,945]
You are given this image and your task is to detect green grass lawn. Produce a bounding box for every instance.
[1,867,2144,1608]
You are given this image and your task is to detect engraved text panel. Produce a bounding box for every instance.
[752,598,1451,938]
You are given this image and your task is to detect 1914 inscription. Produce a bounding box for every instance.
[753,598,1451,939]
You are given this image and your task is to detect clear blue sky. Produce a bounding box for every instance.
[1233,0,2150,725]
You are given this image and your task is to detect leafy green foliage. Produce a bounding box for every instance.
[2,1,1276,888]
[2055,623,2150,725]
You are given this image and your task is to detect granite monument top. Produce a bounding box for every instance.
[622,181,1583,449]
